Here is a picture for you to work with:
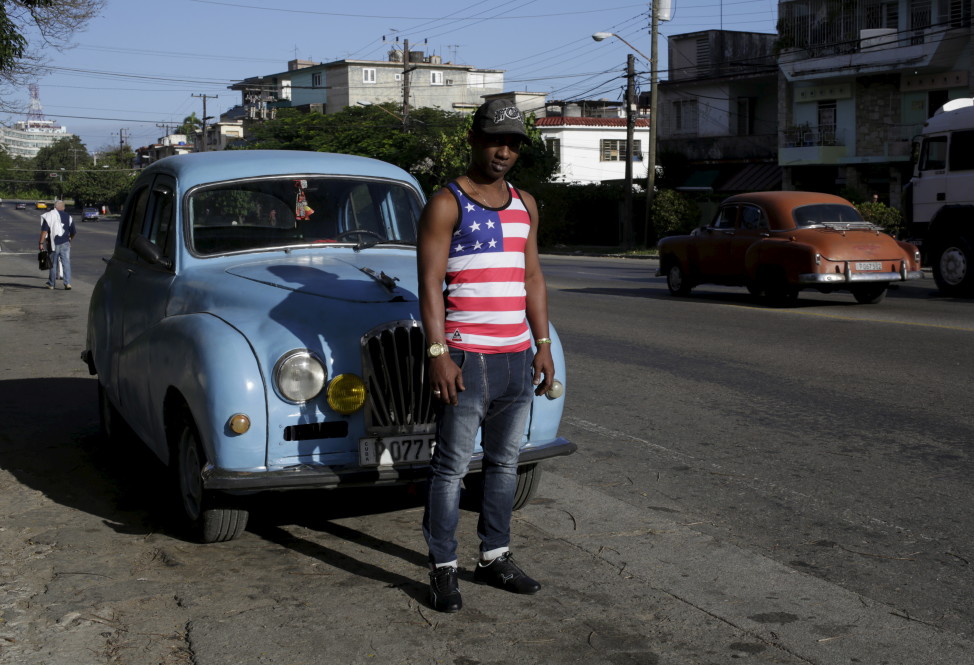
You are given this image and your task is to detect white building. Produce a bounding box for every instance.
[0,119,69,158]
[537,116,650,185]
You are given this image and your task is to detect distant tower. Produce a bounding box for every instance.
[27,84,45,124]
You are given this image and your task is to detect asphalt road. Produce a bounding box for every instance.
[1,204,972,664]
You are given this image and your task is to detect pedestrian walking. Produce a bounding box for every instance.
[417,98,554,613]
[39,200,75,290]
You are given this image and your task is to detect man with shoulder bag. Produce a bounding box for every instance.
[38,201,75,290]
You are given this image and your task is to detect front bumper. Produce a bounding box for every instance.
[203,436,576,492]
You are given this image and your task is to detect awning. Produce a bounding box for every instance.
[676,170,720,192]
[719,163,782,192]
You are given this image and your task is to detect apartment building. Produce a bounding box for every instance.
[230,52,504,119]
[776,0,973,205]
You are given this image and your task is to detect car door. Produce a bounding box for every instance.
[728,203,769,274]
[695,204,738,279]
[113,176,178,443]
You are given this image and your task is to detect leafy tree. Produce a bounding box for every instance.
[32,134,88,196]
[651,189,700,240]
[63,145,134,207]
[0,1,104,110]
[856,200,903,237]
[244,103,557,197]
[177,112,201,138]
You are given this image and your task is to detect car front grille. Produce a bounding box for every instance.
[361,321,436,436]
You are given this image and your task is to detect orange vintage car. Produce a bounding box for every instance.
[656,191,923,304]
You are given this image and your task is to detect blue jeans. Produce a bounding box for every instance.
[47,242,71,287]
[423,348,534,565]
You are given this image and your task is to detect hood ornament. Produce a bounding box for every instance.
[359,266,400,293]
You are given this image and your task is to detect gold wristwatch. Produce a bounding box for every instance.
[427,342,449,358]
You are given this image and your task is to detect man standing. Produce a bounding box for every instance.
[39,200,75,290]
[417,99,554,613]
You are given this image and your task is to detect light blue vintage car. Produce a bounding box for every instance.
[83,151,572,542]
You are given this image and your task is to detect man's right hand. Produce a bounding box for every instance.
[430,355,464,406]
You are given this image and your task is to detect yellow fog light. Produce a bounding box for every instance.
[228,413,251,434]
[327,374,366,415]
[546,379,564,400]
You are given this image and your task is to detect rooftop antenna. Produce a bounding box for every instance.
[27,84,45,123]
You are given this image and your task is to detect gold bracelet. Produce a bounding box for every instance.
[535,337,552,345]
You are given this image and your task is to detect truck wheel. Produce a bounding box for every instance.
[851,283,888,304]
[461,463,543,512]
[932,237,974,296]
[173,415,248,543]
[666,263,692,296]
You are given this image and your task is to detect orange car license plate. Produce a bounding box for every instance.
[855,261,882,271]
[359,436,435,467]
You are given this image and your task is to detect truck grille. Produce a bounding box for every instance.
[361,321,436,435]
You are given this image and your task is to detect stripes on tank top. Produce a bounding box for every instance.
[442,181,531,354]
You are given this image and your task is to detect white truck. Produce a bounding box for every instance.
[903,97,974,296]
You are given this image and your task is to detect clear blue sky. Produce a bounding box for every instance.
[4,0,779,153]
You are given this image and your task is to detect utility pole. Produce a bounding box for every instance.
[118,128,128,150]
[624,53,636,250]
[402,40,412,131]
[643,4,660,247]
[192,93,219,151]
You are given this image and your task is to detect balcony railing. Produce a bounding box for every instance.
[782,125,845,147]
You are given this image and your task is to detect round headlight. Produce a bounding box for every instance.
[327,374,366,414]
[274,350,326,403]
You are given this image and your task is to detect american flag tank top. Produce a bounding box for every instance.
[442,181,532,354]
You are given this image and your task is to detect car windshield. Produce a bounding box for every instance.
[188,176,422,255]
[792,204,865,228]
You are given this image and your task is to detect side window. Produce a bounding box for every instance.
[121,186,151,251]
[740,205,768,230]
[146,182,176,257]
[920,136,947,171]
[713,206,737,229]
[948,130,974,171]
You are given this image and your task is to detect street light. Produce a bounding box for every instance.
[593,19,660,248]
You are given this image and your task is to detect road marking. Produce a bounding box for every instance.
[766,307,974,333]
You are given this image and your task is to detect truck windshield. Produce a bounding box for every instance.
[188,176,422,255]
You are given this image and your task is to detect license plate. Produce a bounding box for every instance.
[359,436,435,467]
[855,261,883,271]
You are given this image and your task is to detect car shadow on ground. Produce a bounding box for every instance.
[562,280,939,307]
[0,376,443,593]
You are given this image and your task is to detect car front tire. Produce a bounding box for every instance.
[666,263,692,296]
[173,414,248,543]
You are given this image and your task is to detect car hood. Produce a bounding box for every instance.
[222,250,418,303]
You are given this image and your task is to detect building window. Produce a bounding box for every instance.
[736,97,755,136]
[545,138,561,162]
[674,99,699,133]
[312,73,322,88]
[363,68,376,84]
[600,139,642,162]
[817,100,836,145]
[279,80,292,101]
[430,71,444,85]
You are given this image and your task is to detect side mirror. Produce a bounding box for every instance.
[132,235,173,269]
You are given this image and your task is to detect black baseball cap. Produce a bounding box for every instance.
[472,99,529,140]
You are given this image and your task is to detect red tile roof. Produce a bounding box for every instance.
[536,116,650,127]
